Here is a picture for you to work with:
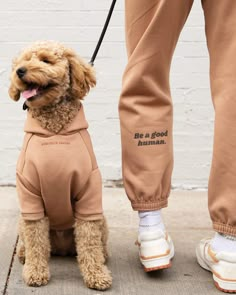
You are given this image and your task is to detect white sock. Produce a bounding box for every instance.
[138,210,165,233]
[211,232,236,253]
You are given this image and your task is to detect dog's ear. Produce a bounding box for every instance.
[64,48,96,99]
[9,58,20,101]
[9,82,20,101]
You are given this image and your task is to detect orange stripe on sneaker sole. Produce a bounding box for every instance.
[140,249,170,260]
[144,262,172,272]
[208,247,219,263]
[212,270,236,283]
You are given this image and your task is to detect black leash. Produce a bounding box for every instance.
[23,0,117,111]
[89,0,117,66]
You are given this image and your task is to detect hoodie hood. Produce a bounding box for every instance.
[24,104,89,136]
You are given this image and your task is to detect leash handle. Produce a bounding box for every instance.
[89,0,117,67]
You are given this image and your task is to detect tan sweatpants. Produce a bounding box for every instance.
[119,0,236,236]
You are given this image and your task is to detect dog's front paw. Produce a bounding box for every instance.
[84,265,112,290]
[23,264,50,287]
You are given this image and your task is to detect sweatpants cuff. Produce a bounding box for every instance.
[75,213,104,221]
[213,222,236,237]
[131,200,168,211]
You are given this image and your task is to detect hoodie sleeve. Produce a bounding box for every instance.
[74,129,103,221]
[74,168,103,221]
[16,133,44,221]
[16,172,45,220]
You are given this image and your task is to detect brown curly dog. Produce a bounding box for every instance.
[9,41,112,290]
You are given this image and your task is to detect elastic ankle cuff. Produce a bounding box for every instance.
[132,200,168,211]
[213,222,236,237]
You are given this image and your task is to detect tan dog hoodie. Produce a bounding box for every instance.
[16,104,103,230]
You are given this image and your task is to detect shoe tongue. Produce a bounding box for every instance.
[22,87,39,100]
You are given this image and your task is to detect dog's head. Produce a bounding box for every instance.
[9,41,96,108]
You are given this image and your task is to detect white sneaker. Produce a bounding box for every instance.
[136,230,174,272]
[196,238,236,293]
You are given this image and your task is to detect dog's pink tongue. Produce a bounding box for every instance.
[22,88,39,100]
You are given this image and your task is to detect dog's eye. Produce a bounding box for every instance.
[42,59,50,64]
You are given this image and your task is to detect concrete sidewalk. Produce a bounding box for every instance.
[0,187,220,295]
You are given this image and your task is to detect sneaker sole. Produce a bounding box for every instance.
[144,261,172,272]
[196,248,236,293]
[214,279,236,293]
[140,240,175,272]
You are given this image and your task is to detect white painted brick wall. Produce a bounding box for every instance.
[0,0,214,189]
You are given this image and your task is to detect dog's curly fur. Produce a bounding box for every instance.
[9,41,96,132]
[31,98,81,133]
[10,41,112,290]
[74,219,112,290]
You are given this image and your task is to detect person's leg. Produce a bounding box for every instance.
[196,1,236,292]
[119,0,193,271]
[203,0,236,237]
[119,0,194,212]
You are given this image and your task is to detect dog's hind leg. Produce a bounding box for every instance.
[17,217,26,264]
[21,217,51,287]
[74,218,112,290]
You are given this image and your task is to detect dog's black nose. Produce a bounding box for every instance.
[16,67,27,78]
